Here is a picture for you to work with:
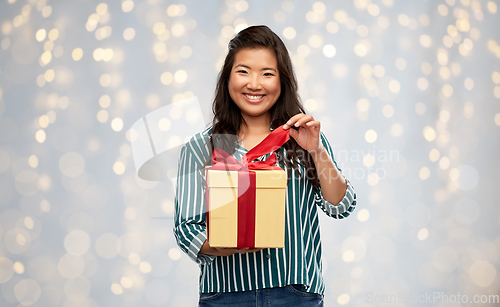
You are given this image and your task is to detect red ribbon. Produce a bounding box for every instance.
[206,125,290,248]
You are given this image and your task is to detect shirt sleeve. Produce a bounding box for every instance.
[173,143,216,265]
[313,132,357,219]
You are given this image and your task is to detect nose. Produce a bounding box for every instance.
[246,74,262,91]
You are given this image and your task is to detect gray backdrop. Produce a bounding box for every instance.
[0,0,499,306]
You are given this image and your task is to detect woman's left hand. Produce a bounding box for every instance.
[283,114,322,154]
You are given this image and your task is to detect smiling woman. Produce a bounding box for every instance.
[173,25,356,307]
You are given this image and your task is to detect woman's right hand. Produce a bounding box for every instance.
[214,247,263,256]
[200,240,262,256]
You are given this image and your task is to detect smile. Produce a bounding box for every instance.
[243,93,265,103]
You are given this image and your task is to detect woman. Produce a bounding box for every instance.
[174,25,356,306]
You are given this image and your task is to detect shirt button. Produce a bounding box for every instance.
[266,254,270,259]
[329,204,334,208]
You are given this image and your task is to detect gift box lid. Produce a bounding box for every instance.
[207,169,287,188]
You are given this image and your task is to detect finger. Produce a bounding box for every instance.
[283,113,305,129]
[245,248,262,253]
[294,115,314,127]
[305,120,321,129]
[288,127,297,139]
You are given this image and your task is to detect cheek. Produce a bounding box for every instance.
[229,75,244,90]
[268,79,281,95]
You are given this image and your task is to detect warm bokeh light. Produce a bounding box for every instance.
[99,95,111,108]
[111,118,124,131]
[423,126,436,142]
[283,27,296,40]
[122,0,134,12]
[100,74,111,87]
[382,104,394,117]
[419,167,430,180]
[123,28,135,40]
[13,261,25,274]
[439,157,450,170]
[367,173,379,186]
[337,294,350,305]
[35,130,46,143]
[139,261,152,273]
[28,155,38,168]
[111,283,123,295]
[96,3,108,15]
[357,209,369,222]
[48,29,59,41]
[419,34,432,48]
[488,1,498,13]
[168,248,181,260]
[103,48,114,62]
[161,72,173,85]
[44,69,55,82]
[364,129,377,143]
[417,228,429,240]
[97,110,109,123]
[113,161,125,175]
[72,48,83,61]
[35,29,46,41]
[429,149,440,162]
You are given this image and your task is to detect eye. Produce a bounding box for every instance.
[236,70,248,74]
[264,72,275,76]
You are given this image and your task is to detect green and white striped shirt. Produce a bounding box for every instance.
[173,127,356,295]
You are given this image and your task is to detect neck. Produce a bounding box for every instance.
[239,113,271,137]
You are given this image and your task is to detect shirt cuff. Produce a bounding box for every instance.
[188,231,216,265]
[315,178,357,219]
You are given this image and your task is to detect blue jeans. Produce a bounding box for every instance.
[198,284,324,307]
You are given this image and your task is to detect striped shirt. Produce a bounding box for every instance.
[173,127,357,295]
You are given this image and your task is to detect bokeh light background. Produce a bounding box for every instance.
[0,0,499,306]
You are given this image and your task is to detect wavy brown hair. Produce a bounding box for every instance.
[205,25,320,189]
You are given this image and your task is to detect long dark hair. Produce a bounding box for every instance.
[205,25,320,189]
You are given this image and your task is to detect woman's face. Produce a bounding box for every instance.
[228,48,281,123]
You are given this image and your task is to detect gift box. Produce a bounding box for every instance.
[205,125,290,249]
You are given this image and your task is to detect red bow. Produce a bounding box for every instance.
[210,124,290,171]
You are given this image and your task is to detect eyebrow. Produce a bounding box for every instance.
[234,64,277,72]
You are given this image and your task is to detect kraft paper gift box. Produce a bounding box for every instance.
[205,125,290,249]
[206,168,287,248]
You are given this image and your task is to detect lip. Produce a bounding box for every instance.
[243,93,265,104]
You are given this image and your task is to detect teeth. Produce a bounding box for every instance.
[244,94,264,100]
